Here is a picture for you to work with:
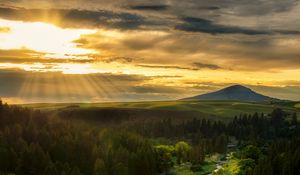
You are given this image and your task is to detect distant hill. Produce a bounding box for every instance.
[183,85,280,102]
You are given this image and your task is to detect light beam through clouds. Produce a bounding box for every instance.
[0,1,300,103]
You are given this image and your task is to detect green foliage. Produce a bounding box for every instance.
[44,164,59,175]
[20,100,300,120]
[154,145,175,173]
[238,159,255,174]
[1,101,299,175]
[70,167,82,175]
[241,145,261,162]
[93,158,106,175]
[175,141,191,164]
[17,143,51,175]
[0,104,163,175]
[188,145,205,165]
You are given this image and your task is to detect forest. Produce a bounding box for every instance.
[0,99,299,175]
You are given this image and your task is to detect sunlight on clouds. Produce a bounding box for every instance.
[0,63,41,70]
[0,27,10,33]
[0,19,96,57]
[59,63,97,74]
[0,18,299,101]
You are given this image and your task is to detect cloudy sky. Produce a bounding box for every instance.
[0,0,300,103]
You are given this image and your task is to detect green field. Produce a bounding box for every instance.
[21,100,299,116]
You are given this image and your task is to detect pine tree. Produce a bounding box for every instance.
[93,158,107,175]
[70,167,82,175]
[44,164,59,175]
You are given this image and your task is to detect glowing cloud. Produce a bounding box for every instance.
[0,19,96,58]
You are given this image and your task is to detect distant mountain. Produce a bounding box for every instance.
[183,85,280,102]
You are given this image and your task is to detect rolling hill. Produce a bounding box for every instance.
[17,85,299,122]
[183,85,280,102]
[21,100,300,121]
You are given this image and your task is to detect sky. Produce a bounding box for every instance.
[0,0,300,103]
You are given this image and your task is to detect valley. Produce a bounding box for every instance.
[21,100,300,121]
[1,86,300,175]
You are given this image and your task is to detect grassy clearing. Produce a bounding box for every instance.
[168,153,223,175]
[195,162,216,175]
[20,100,300,120]
[212,153,241,175]
[169,163,194,175]
[225,158,240,174]
[169,162,216,175]
[205,153,223,162]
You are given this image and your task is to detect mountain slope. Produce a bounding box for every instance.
[183,85,279,102]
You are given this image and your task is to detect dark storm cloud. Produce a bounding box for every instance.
[61,9,146,29]
[193,62,222,70]
[1,0,298,14]
[130,4,169,11]
[0,7,148,30]
[170,0,299,16]
[198,6,220,10]
[1,1,300,34]
[176,17,259,34]
[72,28,300,71]
[175,17,300,35]
[273,30,300,35]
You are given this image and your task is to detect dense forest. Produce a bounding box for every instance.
[0,100,299,175]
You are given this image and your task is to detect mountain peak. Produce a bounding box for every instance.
[220,85,254,93]
[183,84,279,102]
[223,85,250,90]
[226,84,248,89]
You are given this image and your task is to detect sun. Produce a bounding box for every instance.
[0,19,96,58]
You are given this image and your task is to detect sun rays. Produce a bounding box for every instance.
[0,3,300,103]
[15,70,132,103]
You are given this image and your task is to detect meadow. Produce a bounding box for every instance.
[21,100,300,121]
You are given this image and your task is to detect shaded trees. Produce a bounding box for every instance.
[0,104,165,175]
[0,101,299,175]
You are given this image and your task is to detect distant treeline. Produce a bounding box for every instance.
[0,100,299,175]
[132,109,298,142]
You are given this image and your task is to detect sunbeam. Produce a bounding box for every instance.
[16,71,129,103]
